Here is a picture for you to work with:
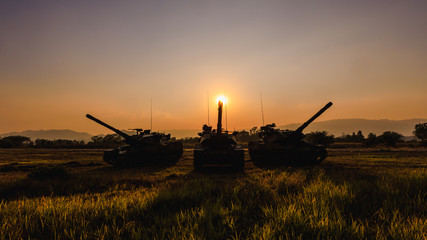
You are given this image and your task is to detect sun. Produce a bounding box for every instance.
[216,95,227,105]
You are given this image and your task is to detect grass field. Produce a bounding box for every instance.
[0,148,426,239]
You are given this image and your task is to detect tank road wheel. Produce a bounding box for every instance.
[232,151,245,172]
[172,153,181,165]
[248,143,257,161]
[161,153,178,165]
[103,150,119,165]
[233,158,244,172]
[193,158,204,171]
[251,152,265,167]
[249,151,258,162]
[313,147,327,165]
[193,151,204,170]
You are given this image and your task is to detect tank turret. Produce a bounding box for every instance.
[249,102,333,166]
[86,114,183,166]
[193,100,245,171]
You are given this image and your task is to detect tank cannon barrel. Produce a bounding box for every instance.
[86,114,136,144]
[295,102,333,133]
[217,101,223,134]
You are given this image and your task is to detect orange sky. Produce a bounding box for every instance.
[1,1,426,135]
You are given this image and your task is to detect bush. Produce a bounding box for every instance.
[378,131,403,147]
[413,123,427,145]
[304,131,334,146]
[364,133,378,147]
[0,136,31,148]
[86,134,124,148]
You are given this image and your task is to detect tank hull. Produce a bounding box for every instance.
[193,148,245,171]
[103,142,183,166]
[248,142,327,166]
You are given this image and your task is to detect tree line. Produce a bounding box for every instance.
[1,123,426,148]
[237,123,427,148]
[0,134,124,149]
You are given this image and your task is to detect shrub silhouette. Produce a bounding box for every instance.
[378,131,403,147]
[413,123,427,145]
[305,131,334,146]
[364,133,378,147]
[0,136,31,148]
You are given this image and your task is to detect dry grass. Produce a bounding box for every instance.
[0,148,426,239]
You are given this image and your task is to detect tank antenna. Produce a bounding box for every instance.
[260,91,265,126]
[150,98,153,130]
[207,89,210,126]
[224,90,228,132]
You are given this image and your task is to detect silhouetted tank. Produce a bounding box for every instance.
[86,114,183,166]
[248,102,333,166]
[193,101,245,171]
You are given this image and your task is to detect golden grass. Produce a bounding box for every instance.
[0,148,426,239]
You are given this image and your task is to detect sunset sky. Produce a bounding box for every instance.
[1,0,426,135]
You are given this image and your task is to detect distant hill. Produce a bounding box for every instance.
[0,130,93,142]
[279,118,427,136]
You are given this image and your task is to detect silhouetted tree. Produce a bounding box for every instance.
[87,134,123,148]
[378,131,403,147]
[34,139,49,148]
[89,135,104,145]
[34,139,86,148]
[336,130,364,143]
[356,130,364,142]
[249,127,258,136]
[305,131,334,146]
[413,123,427,144]
[364,133,378,147]
[0,136,31,148]
[102,134,123,147]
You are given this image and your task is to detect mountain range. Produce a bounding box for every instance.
[1,119,425,141]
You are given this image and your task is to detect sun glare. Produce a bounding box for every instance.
[216,95,227,105]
